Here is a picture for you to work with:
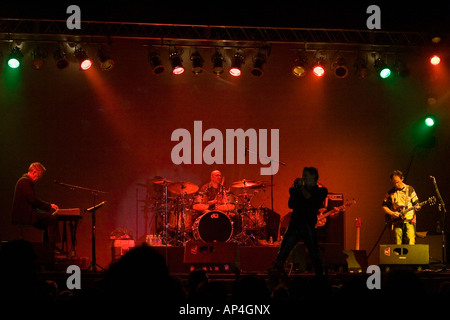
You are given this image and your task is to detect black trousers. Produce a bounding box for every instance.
[33,212,60,248]
[275,222,324,275]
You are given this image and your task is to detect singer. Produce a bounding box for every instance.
[11,162,61,252]
[273,167,328,276]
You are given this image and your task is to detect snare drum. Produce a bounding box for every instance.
[192,193,209,211]
[192,211,233,242]
[216,193,236,211]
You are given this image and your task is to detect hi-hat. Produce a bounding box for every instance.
[168,181,199,195]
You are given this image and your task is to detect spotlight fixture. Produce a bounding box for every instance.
[374,58,391,79]
[394,59,409,77]
[313,59,325,77]
[31,46,48,70]
[430,55,440,66]
[332,58,348,78]
[53,47,70,70]
[190,50,204,75]
[148,51,165,75]
[292,54,308,77]
[169,48,185,75]
[229,52,245,77]
[211,50,224,76]
[355,56,369,79]
[97,46,114,71]
[425,115,436,127]
[250,52,266,77]
[74,47,92,71]
[7,46,23,69]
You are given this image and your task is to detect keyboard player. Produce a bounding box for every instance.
[11,162,60,252]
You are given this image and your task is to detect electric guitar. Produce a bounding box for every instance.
[385,196,436,224]
[316,199,356,228]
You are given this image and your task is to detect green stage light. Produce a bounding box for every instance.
[425,116,435,127]
[375,58,391,79]
[7,47,23,69]
[379,67,391,79]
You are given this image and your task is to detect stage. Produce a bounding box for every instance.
[23,241,450,300]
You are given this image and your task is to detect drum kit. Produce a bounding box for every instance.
[137,177,272,246]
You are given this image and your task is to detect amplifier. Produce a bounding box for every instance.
[379,244,429,265]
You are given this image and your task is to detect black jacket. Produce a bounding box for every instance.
[288,185,328,227]
[11,174,52,225]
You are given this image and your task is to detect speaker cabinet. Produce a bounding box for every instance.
[343,250,368,272]
[379,244,429,265]
[416,235,446,264]
[184,241,238,272]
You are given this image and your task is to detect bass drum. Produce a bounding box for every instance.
[192,211,233,242]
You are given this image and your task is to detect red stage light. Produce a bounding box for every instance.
[172,66,185,75]
[313,65,325,77]
[229,67,241,77]
[430,55,441,66]
[80,59,92,71]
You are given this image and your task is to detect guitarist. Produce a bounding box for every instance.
[382,170,421,245]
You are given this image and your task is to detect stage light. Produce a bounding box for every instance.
[211,50,224,76]
[7,46,23,69]
[425,116,435,127]
[250,52,266,77]
[190,50,204,75]
[430,55,441,66]
[229,52,245,77]
[169,49,184,75]
[332,58,348,78]
[313,62,325,77]
[31,46,48,70]
[374,58,391,79]
[74,47,92,71]
[97,46,114,71]
[53,47,70,70]
[292,59,307,77]
[148,51,165,75]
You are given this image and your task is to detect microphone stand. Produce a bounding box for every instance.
[245,148,286,212]
[430,176,447,269]
[55,180,108,272]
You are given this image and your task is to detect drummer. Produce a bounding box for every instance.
[198,170,229,211]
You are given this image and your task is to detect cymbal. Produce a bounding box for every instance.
[136,177,173,187]
[168,181,199,195]
[231,179,260,188]
[152,178,173,185]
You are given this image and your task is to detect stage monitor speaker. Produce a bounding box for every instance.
[184,241,238,272]
[379,244,429,265]
[288,242,347,272]
[416,235,446,264]
[343,250,368,273]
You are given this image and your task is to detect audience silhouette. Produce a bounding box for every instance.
[1,239,448,301]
